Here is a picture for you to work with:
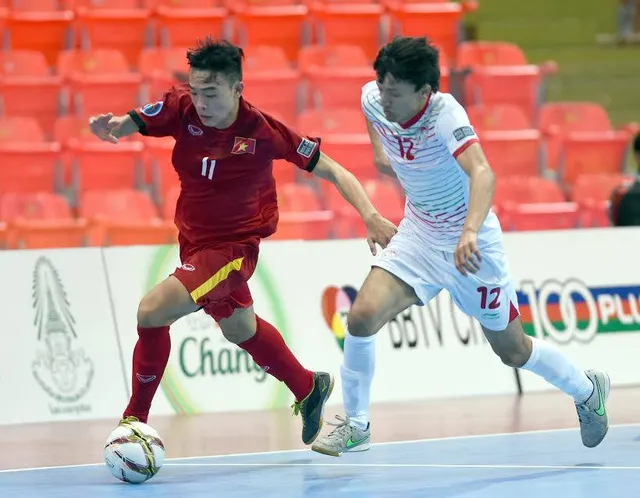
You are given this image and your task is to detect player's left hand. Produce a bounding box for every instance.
[365,212,398,255]
[455,228,481,276]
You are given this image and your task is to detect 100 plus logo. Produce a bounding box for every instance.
[517,279,640,344]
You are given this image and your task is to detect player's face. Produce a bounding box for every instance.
[188,68,243,128]
[377,74,430,124]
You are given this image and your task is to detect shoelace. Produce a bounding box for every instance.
[324,415,354,440]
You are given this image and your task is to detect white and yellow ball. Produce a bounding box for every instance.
[104,420,165,484]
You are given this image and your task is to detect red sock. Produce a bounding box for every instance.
[239,316,314,401]
[123,325,171,423]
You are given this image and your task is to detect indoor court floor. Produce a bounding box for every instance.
[2,387,640,497]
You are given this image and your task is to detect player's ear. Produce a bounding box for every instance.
[419,84,431,98]
[234,81,244,97]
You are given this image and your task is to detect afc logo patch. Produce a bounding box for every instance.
[232,137,256,155]
[297,138,318,158]
[141,101,163,117]
[453,126,475,142]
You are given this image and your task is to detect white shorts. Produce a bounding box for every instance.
[373,218,520,331]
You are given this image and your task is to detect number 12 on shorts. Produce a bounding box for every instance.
[477,286,501,309]
[201,157,217,180]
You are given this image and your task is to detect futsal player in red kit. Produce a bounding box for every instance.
[89,38,397,445]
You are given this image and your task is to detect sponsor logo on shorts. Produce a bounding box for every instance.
[188,124,203,136]
[31,257,95,410]
[517,280,640,344]
[452,126,475,141]
[141,101,164,117]
[297,138,318,158]
[181,264,195,271]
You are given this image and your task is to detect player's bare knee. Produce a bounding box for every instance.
[347,301,378,337]
[137,295,169,328]
[219,307,257,344]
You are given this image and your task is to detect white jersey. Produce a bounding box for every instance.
[361,81,502,251]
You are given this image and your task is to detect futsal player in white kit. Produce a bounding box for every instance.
[311,36,611,456]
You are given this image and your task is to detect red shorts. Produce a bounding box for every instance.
[173,239,259,322]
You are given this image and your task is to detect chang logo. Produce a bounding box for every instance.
[320,285,358,351]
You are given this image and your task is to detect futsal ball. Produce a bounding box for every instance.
[104,420,165,484]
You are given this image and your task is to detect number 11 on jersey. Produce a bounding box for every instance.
[201,157,217,180]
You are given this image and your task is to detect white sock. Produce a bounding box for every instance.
[341,332,375,430]
[520,337,594,403]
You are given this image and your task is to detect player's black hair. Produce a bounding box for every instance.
[633,132,640,154]
[374,36,440,92]
[186,37,244,83]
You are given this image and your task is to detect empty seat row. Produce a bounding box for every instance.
[0,171,630,249]
[0,0,475,67]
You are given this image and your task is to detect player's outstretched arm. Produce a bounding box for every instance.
[365,117,396,178]
[89,113,139,144]
[312,152,398,254]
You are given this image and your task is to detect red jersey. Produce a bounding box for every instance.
[128,84,321,246]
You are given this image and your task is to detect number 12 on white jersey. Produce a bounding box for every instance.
[201,157,217,180]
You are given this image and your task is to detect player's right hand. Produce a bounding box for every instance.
[89,113,119,144]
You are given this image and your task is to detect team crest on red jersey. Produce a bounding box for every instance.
[231,137,256,155]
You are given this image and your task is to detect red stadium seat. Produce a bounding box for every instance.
[320,133,378,181]
[540,102,614,170]
[298,44,374,110]
[386,1,475,63]
[571,173,634,228]
[296,109,367,135]
[244,45,291,70]
[0,116,46,141]
[502,202,579,232]
[74,2,151,67]
[493,176,565,209]
[79,189,158,221]
[231,2,307,64]
[0,117,61,193]
[5,3,74,67]
[477,129,542,178]
[272,182,333,240]
[0,50,63,134]
[558,131,631,189]
[154,1,227,49]
[8,219,89,248]
[138,46,188,101]
[309,2,384,61]
[143,136,179,203]
[363,178,404,225]
[459,42,557,124]
[458,41,529,67]
[57,49,143,116]
[78,188,177,247]
[466,66,545,125]
[53,115,100,144]
[68,139,144,193]
[0,192,72,222]
[466,104,531,131]
[243,67,301,124]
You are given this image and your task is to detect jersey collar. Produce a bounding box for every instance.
[400,93,432,129]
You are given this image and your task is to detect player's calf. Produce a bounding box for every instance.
[482,319,532,368]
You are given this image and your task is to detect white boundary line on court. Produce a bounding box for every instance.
[160,463,640,471]
[1,422,639,474]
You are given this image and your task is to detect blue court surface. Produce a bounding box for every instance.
[2,424,640,498]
